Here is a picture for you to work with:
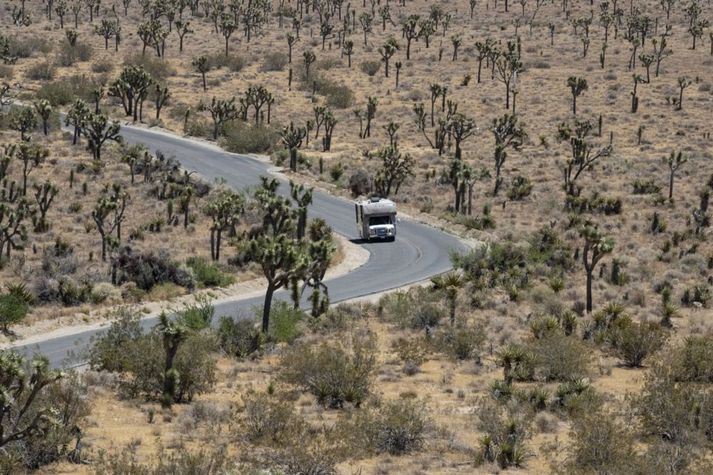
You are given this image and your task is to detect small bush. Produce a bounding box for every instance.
[261,51,288,72]
[531,333,590,382]
[112,247,195,292]
[608,320,667,367]
[632,178,662,194]
[281,331,376,408]
[91,58,114,73]
[35,75,97,106]
[95,444,232,475]
[0,292,29,332]
[8,35,52,58]
[56,42,93,66]
[266,301,304,344]
[208,53,247,72]
[124,53,175,81]
[360,60,381,76]
[350,399,429,456]
[671,335,713,383]
[217,317,262,358]
[186,256,234,287]
[507,176,533,200]
[221,121,278,154]
[241,391,302,444]
[681,284,710,307]
[324,82,354,109]
[349,169,372,196]
[26,61,56,81]
[433,323,487,361]
[0,64,13,79]
[175,295,215,330]
[477,400,530,468]
[393,337,428,373]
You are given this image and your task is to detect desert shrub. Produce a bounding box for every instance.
[607,320,667,367]
[35,75,97,106]
[433,323,487,361]
[95,444,232,475]
[207,53,246,72]
[551,379,602,417]
[7,35,52,58]
[281,331,377,408]
[507,175,533,200]
[0,353,89,473]
[582,303,631,343]
[348,168,372,196]
[261,51,288,72]
[89,282,122,304]
[393,337,428,374]
[360,60,381,76]
[0,291,30,333]
[91,58,114,73]
[56,276,91,306]
[632,178,662,194]
[476,400,530,469]
[378,289,442,329]
[175,295,214,330]
[565,410,640,474]
[681,284,710,307]
[530,333,590,382]
[240,391,302,444]
[112,248,195,291]
[671,335,713,383]
[267,301,304,344]
[186,256,234,287]
[328,161,342,180]
[497,343,537,383]
[124,53,175,81]
[221,121,278,154]
[56,42,93,66]
[323,82,354,109]
[89,313,217,403]
[217,317,262,358]
[636,359,713,445]
[26,61,56,81]
[349,399,429,455]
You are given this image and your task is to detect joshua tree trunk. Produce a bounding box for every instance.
[262,282,276,333]
[586,269,593,313]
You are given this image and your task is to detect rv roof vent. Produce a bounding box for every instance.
[370,196,381,203]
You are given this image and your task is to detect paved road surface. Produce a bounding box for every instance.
[12,124,468,367]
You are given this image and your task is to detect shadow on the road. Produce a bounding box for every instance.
[349,238,396,245]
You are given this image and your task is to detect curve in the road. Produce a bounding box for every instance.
[13,124,469,367]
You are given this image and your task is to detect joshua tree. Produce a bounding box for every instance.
[33,99,52,136]
[558,119,611,196]
[419,18,436,48]
[342,39,354,67]
[280,121,307,172]
[0,198,32,259]
[451,34,462,61]
[304,219,335,318]
[16,142,49,196]
[689,18,709,50]
[66,99,90,145]
[108,65,154,122]
[447,113,477,160]
[567,77,588,115]
[580,224,614,313]
[95,18,118,49]
[32,180,58,232]
[402,15,421,60]
[248,176,307,333]
[475,39,494,83]
[378,37,399,78]
[174,20,192,53]
[157,313,187,408]
[179,185,193,228]
[9,107,37,141]
[362,96,378,138]
[303,50,316,79]
[631,74,644,113]
[492,114,527,195]
[55,0,68,28]
[429,83,445,127]
[495,41,522,110]
[371,145,414,197]
[192,56,210,91]
[666,150,688,200]
[286,33,298,63]
[92,184,128,261]
[676,76,693,110]
[290,181,313,240]
[359,12,373,47]
[652,29,672,77]
[219,13,237,56]
[82,112,121,160]
[432,271,464,326]
[206,96,239,140]
[154,84,171,120]
[322,111,337,152]
[203,186,244,261]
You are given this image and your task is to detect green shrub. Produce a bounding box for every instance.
[323,82,354,109]
[350,399,429,455]
[7,35,52,58]
[477,400,530,469]
[56,42,93,66]
[607,320,667,367]
[221,121,278,154]
[671,335,713,383]
[632,178,661,194]
[26,61,56,81]
[281,331,377,408]
[530,333,590,382]
[681,284,711,307]
[217,317,262,358]
[433,323,487,361]
[186,256,235,287]
[267,301,304,344]
[360,60,381,76]
[0,292,29,333]
[175,295,214,330]
[94,444,232,475]
[91,58,114,73]
[393,337,428,373]
[35,75,97,106]
[112,248,195,291]
[261,51,288,71]
[552,379,602,417]
[124,53,175,81]
[240,391,303,444]
[207,53,246,72]
[507,175,533,200]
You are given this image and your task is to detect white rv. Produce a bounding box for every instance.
[355,197,397,241]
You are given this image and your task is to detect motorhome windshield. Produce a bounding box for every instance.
[369,215,392,226]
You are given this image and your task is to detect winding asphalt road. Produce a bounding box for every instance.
[11,124,468,367]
